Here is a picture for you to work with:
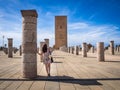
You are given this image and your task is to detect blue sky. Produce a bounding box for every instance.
[0,0,120,48]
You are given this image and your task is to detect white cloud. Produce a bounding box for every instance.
[68,22,88,30]
[0,3,120,48]
[68,22,120,46]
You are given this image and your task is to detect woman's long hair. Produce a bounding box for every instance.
[42,44,47,53]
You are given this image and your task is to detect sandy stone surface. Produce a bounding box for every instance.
[0,50,120,90]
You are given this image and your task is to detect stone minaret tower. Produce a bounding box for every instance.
[55,16,67,49]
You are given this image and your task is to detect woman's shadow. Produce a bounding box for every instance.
[35,75,102,85]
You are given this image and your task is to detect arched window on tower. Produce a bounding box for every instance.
[60,25,62,29]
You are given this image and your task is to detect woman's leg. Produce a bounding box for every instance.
[45,64,48,74]
[48,63,51,76]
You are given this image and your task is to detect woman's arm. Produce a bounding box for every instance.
[37,52,42,55]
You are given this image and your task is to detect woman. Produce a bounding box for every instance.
[42,44,51,77]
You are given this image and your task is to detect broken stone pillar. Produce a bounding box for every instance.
[117,47,119,52]
[72,46,74,54]
[86,44,89,52]
[59,46,68,52]
[75,46,79,55]
[91,46,94,53]
[110,41,114,55]
[80,47,82,52]
[68,47,70,53]
[44,39,49,48]
[67,47,70,53]
[118,46,120,52]
[13,47,17,54]
[21,10,38,78]
[97,42,104,61]
[116,45,119,52]
[82,43,87,57]
[78,45,81,52]
[19,45,22,56]
[8,38,13,58]
[40,42,45,52]
[67,47,69,53]
[70,46,72,53]
[3,48,8,54]
[115,45,117,51]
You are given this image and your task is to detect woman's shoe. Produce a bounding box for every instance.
[48,73,50,77]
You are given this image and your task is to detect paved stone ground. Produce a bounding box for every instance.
[0,50,120,90]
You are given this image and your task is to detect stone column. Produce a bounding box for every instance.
[118,46,120,52]
[117,45,120,52]
[91,46,94,53]
[3,48,8,54]
[75,46,79,55]
[115,45,117,51]
[40,42,45,52]
[116,46,118,52]
[86,44,89,52]
[78,45,81,52]
[21,10,38,78]
[67,47,68,53]
[68,47,70,53]
[19,45,22,56]
[97,42,104,61]
[72,47,74,54]
[8,38,13,58]
[110,41,114,55]
[82,43,87,57]
[44,38,49,48]
[69,47,71,53]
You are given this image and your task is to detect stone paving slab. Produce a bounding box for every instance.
[0,50,120,90]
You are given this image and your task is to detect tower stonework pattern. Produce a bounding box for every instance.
[55,16,67,49]
[21,10,38,78]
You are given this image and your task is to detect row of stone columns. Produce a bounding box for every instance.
[69,41,117,61]
[68,43,90,57]
[68,44,95,56]
[68,42,106,62]
[69,41,115,57]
